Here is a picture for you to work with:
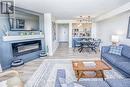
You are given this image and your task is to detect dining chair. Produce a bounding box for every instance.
[89,39,101,53]
[73,40,81,52]
[78,39,91,53]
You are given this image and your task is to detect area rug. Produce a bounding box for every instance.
[44,59,124,87]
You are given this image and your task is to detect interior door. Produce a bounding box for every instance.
[58,24,69,42]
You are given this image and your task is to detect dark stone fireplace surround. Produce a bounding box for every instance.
[0,39,44,69]
[11,40,42,67]
[12,40,42,57]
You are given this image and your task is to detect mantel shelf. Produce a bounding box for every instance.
[3,35,44,42]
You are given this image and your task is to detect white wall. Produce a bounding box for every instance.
[58,24,69,42]
[96,11,130,46]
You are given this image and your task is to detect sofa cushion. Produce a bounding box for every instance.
[106,79,130,87]
[102,53,130,64]
[116,62,130,75]
[121,45,130,59]
[76,81,110,87]
[109,46,123,56]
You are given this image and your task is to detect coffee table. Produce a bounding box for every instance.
[72,60,112,81]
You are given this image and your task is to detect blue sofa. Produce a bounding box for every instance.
[101,44,130,77]
[55,69,130,87]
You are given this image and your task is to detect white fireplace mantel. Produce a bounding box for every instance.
[3,35,44,41]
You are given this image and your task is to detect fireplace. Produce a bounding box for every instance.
[12,40,42,57]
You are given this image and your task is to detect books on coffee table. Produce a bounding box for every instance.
[83,62,96,68]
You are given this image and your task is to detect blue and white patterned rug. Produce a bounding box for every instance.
[43,59,124,87]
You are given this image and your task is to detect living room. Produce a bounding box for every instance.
[0,0,130,87]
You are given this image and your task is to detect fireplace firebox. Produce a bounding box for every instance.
[12,40,42,57]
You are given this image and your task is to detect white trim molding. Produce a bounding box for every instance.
[96,2,130,22]
[3,35,44,42]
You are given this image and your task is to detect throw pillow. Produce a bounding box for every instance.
[109,46,123,56]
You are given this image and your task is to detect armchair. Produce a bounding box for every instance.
[0,64,24,87]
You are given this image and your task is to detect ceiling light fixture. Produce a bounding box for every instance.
[76,16,92,28]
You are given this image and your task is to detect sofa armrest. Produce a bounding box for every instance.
[101,46,110,53]
[0,70,19,77]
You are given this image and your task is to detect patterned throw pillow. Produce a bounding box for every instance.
[109,46,123,56]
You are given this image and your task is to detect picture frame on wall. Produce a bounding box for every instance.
[127,17,130,39]
[52,22,56,41]
[16,19,25,29]
[1,1,14,14]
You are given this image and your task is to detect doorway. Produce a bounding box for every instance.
[58,24,69,42]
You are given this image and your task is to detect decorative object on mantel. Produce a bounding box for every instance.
[30,32,34,35]
[40,30,44,35]
[9,18,14,28]
[111,35,119,45]
[19,32,35,36]
[127,17,130,39]
[1,25,9,36]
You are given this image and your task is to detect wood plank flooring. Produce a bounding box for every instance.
[1,43,100,83]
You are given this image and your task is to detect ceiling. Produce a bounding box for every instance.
[15,0,130,20]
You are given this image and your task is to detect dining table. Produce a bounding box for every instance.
[77,40,95,53]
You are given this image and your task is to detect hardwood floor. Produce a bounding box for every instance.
[2,42,100,83]
[51,43,100,59]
